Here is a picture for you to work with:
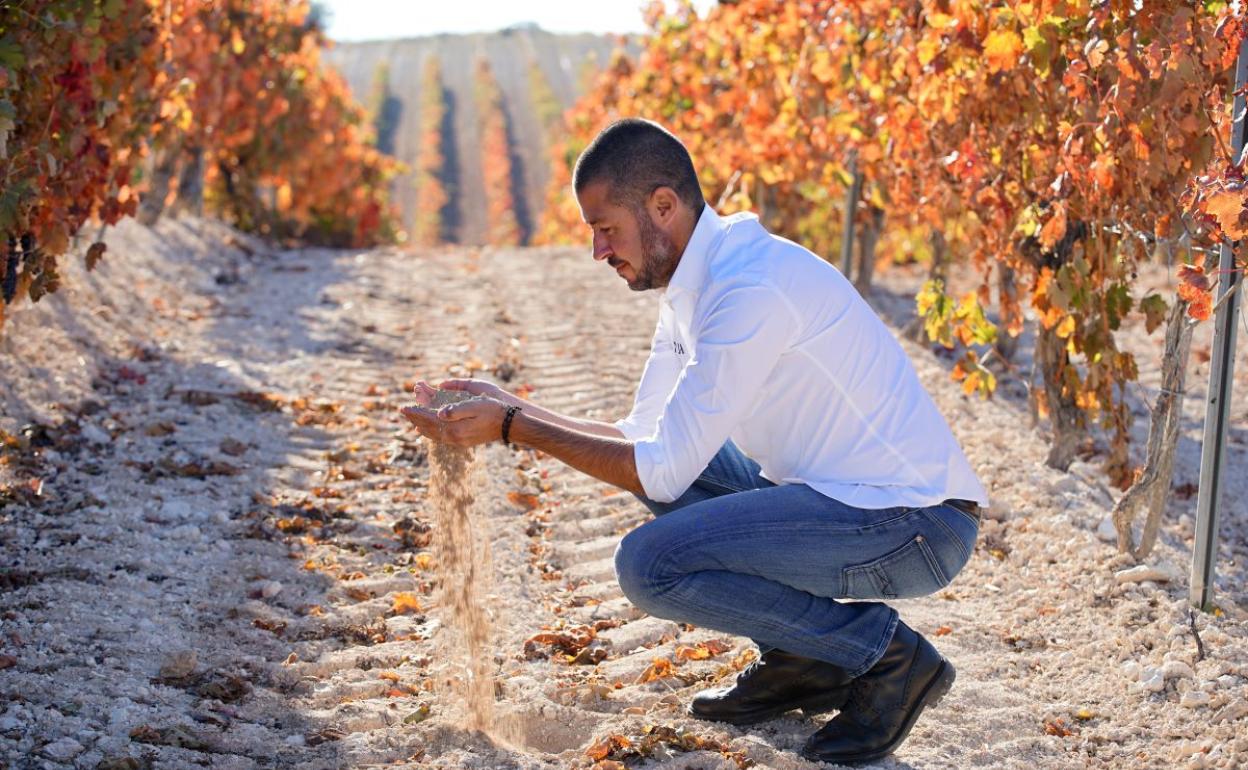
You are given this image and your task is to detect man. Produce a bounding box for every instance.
[401,118,987,765]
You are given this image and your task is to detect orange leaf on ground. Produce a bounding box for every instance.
[507,491,541,510]
[585,734,631,761]
[934,626,953,636]
[391,592,423,614]
[674,639,733,662]
[635,656,675,683]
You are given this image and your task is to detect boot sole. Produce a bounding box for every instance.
[801,660,956,766]
[688,688,850,726]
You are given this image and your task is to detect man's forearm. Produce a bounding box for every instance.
[500,395,624,439]
[508,410,643,496]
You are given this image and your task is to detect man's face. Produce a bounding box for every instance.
[577,181,679,292]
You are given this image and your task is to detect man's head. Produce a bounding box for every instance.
[573,119,705,291]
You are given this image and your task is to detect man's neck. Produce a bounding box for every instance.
[667,202,706,272]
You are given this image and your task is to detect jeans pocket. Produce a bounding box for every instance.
[840,534,950,600]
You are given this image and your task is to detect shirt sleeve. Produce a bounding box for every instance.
[614,311,683,441]
[633,284,800,502]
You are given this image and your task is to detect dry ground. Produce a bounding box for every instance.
[1,217,1247,769]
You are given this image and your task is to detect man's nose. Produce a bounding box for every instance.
[592,233,611,261]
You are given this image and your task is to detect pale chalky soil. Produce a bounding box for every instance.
[0,216,1245,769]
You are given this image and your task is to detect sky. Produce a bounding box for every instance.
[318,0,714,41]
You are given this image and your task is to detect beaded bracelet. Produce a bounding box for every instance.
[501,405,521,447]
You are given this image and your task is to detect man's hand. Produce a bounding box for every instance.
[400,393,508,447]
[437,377,514,404]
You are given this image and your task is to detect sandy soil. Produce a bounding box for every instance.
[1,216,1246,769]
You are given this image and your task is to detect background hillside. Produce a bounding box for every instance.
[327,27,630,246]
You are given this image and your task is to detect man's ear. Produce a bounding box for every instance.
[648,186,681,229]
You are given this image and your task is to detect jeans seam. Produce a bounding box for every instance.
[849,608,898,677]
[916,534,949,586]
[928,507,972,563]
[849,507,924,532]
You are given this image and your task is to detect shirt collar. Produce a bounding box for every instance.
[663,204,729,304]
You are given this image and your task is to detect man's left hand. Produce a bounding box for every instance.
[400,397,508,448]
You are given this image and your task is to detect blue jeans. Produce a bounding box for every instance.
[616,441,979,677]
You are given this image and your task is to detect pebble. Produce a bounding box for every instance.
[80,423,111,445]
[161,499,192,520]
[160,650,198,680]
[1051,475,1080,495]
[1096,516,1118,543]
[1115,564,1178,584]
[1163,661,1196,680]
[1140,669,1166,692]
[40,736,85,761]
[260,581,283,599]
[1181,690,1211,708]
[1121,660,1142,681]
[168,523,201,540]
[1212,699,1248,724]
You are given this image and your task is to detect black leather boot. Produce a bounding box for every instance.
[688,648,852,725]
[801,621,955,765]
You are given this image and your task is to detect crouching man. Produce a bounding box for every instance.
[401,118,987,765]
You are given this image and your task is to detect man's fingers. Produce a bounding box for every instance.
[409,381,438,406]
[438,379,470,391]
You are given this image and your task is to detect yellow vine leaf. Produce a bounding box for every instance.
[984,30,1023,73]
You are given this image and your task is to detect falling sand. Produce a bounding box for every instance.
[426,390,519,742]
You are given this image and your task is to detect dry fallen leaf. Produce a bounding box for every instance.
[674,639,731,662]
[934,626,953,636]
[586,734,632,761]
[507,490,541,510]
[391,592,423,615]
[636,656,675,684]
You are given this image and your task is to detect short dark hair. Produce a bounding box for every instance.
[573,119,705,214]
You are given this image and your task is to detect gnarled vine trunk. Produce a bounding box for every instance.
[1112,298,1193,558]
[1035,323,1084,470]
[996,263,1020,362]
[853,205,885,296]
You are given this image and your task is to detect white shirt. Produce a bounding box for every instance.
[615,205,989,509]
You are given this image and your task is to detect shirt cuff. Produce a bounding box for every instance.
[633,437,677,503]
[614,417,654,442]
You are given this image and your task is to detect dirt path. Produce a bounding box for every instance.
[1,219,1246,769]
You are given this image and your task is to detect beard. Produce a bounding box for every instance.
[628,207,680,292]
